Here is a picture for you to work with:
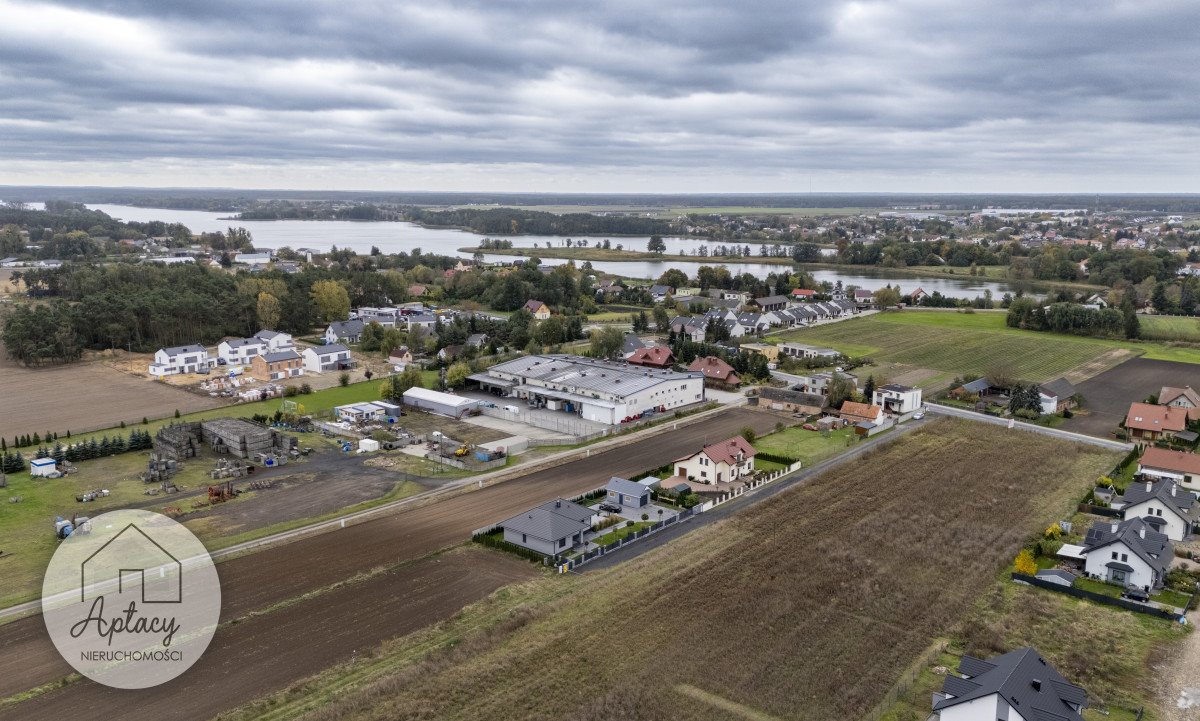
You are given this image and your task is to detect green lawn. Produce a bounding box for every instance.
[751,426,857,465]
[1152,588,1193,610]
[754,457,787,473]
[777,311,1200,390]
[1138,315,1200,342]
[590,521,654,546]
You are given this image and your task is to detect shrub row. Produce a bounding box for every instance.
[471,530,548,564]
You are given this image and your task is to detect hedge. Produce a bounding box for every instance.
[472,530,549,564]
[756,451,799,465]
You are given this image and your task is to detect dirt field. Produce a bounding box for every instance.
[0,354,222,440]
[1063,357,1200,437]
[0,407,782,717]
[0,549,536,721]
[207,420,1120,721]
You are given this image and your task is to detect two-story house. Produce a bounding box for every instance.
[1138,446,1200,495]
[250,349,304,381]
[301,344,353,374]
[217,337,268,366]
[254,329,295,352]
[872,384,923,415]
[1081,517,1172,590]
[149,344,212,377]
[324,319,365,345]
[673,436,757,485]
[1117,479,1197,541]
[932,647,1086,721]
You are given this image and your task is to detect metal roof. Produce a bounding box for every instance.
[486,354,698,399]
[934,647,1086,720]
[500,499,592,542]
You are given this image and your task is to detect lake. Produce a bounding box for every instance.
[78,204,1019,298]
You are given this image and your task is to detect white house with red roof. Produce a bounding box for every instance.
[1138,447,1200,495]
[672,436,757,485]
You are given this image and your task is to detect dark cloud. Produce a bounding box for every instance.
[0,0,1198,190]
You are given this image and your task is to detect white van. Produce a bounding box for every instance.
[503,405,520,414]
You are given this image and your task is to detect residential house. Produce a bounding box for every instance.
[148,344,212,377]
[753,294,789,312]
[605,476,650,509]
[254,329,294,351]
[216,337,267,367]
[1086,293,1109,308]
[1038,377,1077,414]
[669,316,706,343]
[872,384,923,415]
[301,344,353,374]
[1081,517,1172,589]
[931,647,1087,721]
[688,356,740,389]
[720,290,751,305]
[778,342,840,361]
[407,284,428,297]
[500,498,594,556]
[1125,402,1187,446]
[1160,385,1200,421]
[649,284,674,302]
[233,252,272,268]
[908,287,930,304]
[793,372,858,396]
[627,346,676,368]
[675,287,701,297]
[465,333,489,348]
[595,279,624,300]
[250,349,304,381]
[438,344,465,362]
[673,436,757,484]
[389,346,415,370]
[790,288,816,301]
[324,319,365,345]
[839,400,884,425]
[852,288,875,307]
[758,387,826,416]
[621,333,646,359]
[740,342,779,362]
[1138,446,1200,494]
[523,300,551,320]
[1117,479,1197,541]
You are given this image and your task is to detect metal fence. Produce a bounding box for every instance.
[1011,572,1188,620]
[476,405,611,440]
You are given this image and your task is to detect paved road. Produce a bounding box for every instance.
[0,406,781,720]
[926,403,1133,451]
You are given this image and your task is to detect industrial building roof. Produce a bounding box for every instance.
[402,387,479,408]
[485,355,698,399]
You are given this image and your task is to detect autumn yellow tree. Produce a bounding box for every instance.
[257,292,281,329]
[1013,549,1038,575]
[310,280,350,324]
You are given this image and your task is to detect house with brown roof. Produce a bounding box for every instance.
[758,387,826,416]
[523,299,551,320]
[407,284,428,297]
[687,356,740,389]
[790,288,816,300]
[839,400,884,426]
[672,436,757,485]
[1125,402,1187,446]
[1138,446,1200,494]
[626,346,675,368]
[1160,386,1200,421]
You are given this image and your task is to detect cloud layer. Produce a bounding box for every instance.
[1,0,1198,192]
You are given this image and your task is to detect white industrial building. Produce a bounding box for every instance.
[468,354,705,425]
[401,387,480,418]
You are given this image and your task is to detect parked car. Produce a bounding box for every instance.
[1121,586,1150,603]
[503,404,520,413]
[598,503,622,513]
[912,410,925,420]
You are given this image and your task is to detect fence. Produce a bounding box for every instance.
[859,638,948,721]
[428,453,507,472]
[1077,503,1120,517]
[555,460,804,572]
[1011,573,1187,620]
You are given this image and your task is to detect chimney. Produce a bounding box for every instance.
[1147,481,1153,493]
[1031,679,1042,692]
[555,500,561,508]
[1172,483,1177,497]
[1140,526,1146,539]
[1111,522,1119,533]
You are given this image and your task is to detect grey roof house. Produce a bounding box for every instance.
[325,318,365,344]
[605,476,650,508]
[500,498,594,556]
[1117,479,1198,541]
[932,647,1086,721]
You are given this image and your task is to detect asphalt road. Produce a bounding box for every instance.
[0,406,781,721]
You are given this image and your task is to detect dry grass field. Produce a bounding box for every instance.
[0,352,222,440]
[222,419,1119,721]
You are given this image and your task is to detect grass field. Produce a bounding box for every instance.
[751,426,857,464]
[221,419,1125,721]
[1138,315,1200,342]
[777,311,1200,390]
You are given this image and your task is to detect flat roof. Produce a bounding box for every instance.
[403,386,478,408]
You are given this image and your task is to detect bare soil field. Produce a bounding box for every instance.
[0,549,536,721]
[0,353,222,440]
[0,407,782,717]
[1063,357,1200,438]
[215,420,1119,721]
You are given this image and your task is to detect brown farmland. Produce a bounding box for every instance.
[256,419,1118,721]
[0,355,221,440]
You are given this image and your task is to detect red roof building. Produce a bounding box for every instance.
[688,356,740,388]
[627,346,675,368]
[1125,402,1187,445]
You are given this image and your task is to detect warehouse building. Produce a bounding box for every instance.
[468,354,705,425]
[401,387,481,418]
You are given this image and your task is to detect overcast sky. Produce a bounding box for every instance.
[1,0,1198,193]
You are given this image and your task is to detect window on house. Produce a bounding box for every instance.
[1122,554,1128,562]
[521,534,526,543]
[1111,552,1118,560]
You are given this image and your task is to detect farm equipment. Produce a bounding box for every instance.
[454,445,472,457]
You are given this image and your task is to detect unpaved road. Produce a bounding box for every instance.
[0,407,779,719]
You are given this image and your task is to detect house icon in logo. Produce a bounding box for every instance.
[80,523,183,604]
